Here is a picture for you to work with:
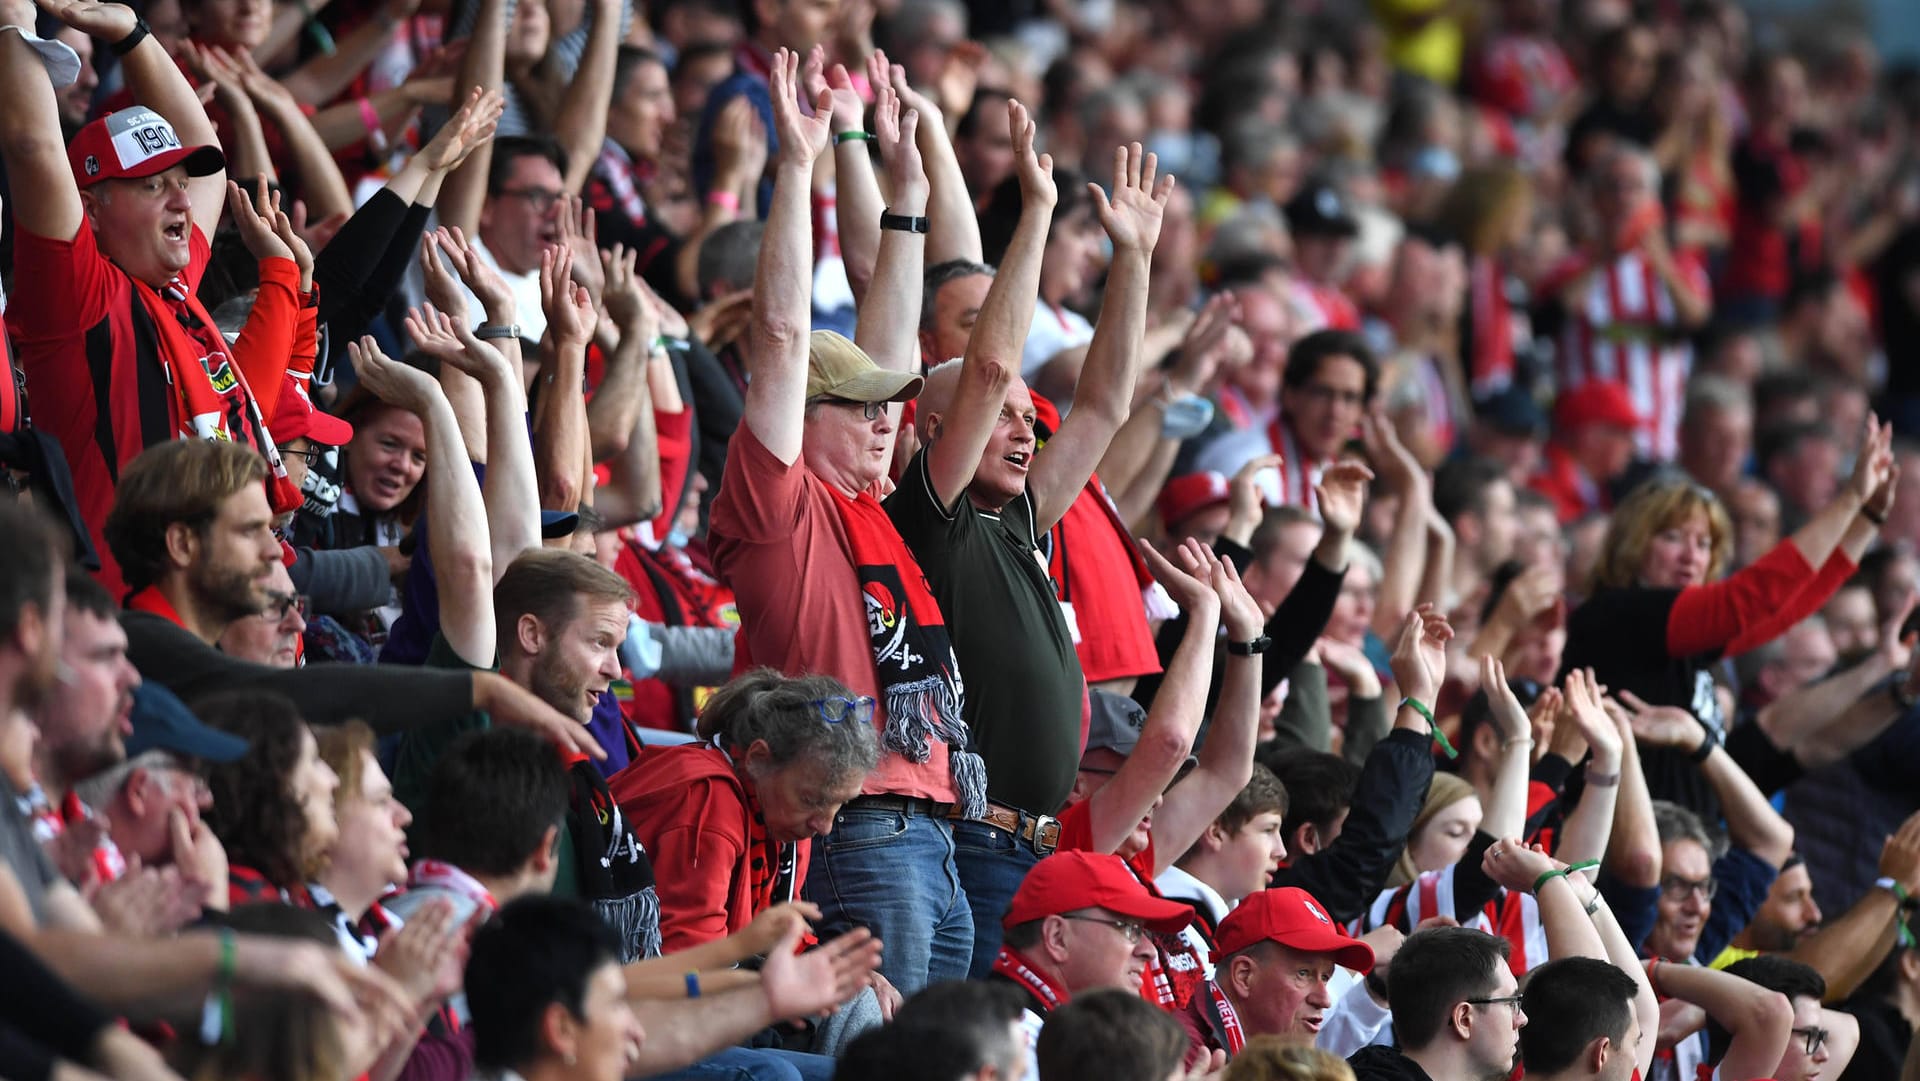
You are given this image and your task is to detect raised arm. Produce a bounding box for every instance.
[437,0,507,237]
[1626,691,1795,866]
[742,48,833,465]
[1081,541,1220,856]
[1552,668,1624,869]
[1029,143,1172,533]
[534,244,596,514]
[182,43,273,185]
[816,48,881,303]
[853,79,928,423]
[1485,840,1607,961]
[1602,699,1663,889]
[1365,411,1435,640]
[1479,656,1542,841]
[417,234,540,568]
[223,45,354,221]
[1650,961,1794,1081]
[552,0,620,193]
[349,335,494,665]
[1151,554,1264,876]
[0,0,82,243]
[887,54,981,265]
[1782,813,1920,1001]
[922,99,1050,509]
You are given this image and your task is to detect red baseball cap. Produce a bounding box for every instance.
[1002,851,1194,934]
[1214,887,1376,973]
[1158,471,1233,528]
[1553,381,1642,433]
[269,375,354,447]
[68,107,224,190]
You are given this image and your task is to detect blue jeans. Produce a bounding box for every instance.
[804,804,972,995]
[639,1048,834,1081]
[951,818,1041,978]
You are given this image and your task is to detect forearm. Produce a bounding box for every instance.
[1605,739,1661,886]
[1272,659,1332,753]
[1656,963,1793,1080]
[920,109,981,264]
[215,96,276,185]
[1699,746,1794,866]
[627,987,776,1074]
[1787,488,1867,573]
[555,0,622,193]
[1072,249,1152,425]
[255,99,354,219]
[587,326,650,461]
[833,139,884,304]
[595,374,665,528]
[1553,766,1620,870]
[1097,377,1175,507]
[742,161,816,460]
[671,197,749,299]
[1783,889,1902,1002]
[1594,898,1661,1079]
[439,0,506,236]
[1650,250,1710,327]
[478,368,541,570]
[1536,875,1607,960]
[1091,603,1218,856]
[0,27,80,245]
[441,366,489,462]
[279,13,399,107]
[1373,487,1432,639]
[308,88,416,153]
[1111,435,1181,531]
[534,346,589,511]
[852,184,927,375]
[422,396,495,662]
[1418,518,1456,609]
[1483,736,1536,839]
[1758,652,1894,754]
[24,929,223,1015]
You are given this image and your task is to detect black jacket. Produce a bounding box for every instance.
[1274,727,1438,925]
[1348,1045,1436,1081]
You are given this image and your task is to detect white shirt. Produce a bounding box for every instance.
[1022,302,1094,378]
[1155,864,1232,979]
[468,234,549,343]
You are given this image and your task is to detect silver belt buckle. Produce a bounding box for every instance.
[1029,813,1059,855]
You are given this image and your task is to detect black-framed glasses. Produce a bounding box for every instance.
[1060,914,1148,944]
[262,591,310,621]
[279,445,329,465]
[498,186,563,212]
[808,396,884,421]
[813,696,875,726]
[1790,1027,1828,1056]
[1466,993,1526,1011]
[1658,875,1718,902]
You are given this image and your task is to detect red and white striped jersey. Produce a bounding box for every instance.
[1353,866,1551,979]
[1472,35,1577,121]
[1549,250,1708,462]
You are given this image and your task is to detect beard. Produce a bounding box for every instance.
[192,556,268,626]
[50,731,125,790]
[528,651,595,723]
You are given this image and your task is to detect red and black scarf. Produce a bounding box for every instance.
[827,487,986,818]
[992,945,1071,1013]
[1200,979,1247,1055]
[741,772,797,915]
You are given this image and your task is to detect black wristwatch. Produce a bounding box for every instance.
[879,209,929,234]
[1226,635,1272,656]
[110,16,151,56]
[1688,725,1718,764]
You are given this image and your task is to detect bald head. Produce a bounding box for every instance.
[914,359,1035,443]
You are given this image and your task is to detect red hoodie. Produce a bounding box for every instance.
[607,743,810,953]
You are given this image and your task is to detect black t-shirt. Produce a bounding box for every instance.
[887,450,1085,815]
[1876,222,1920,397]
[1839,994,1913,1081]
[1561,587,1724,817]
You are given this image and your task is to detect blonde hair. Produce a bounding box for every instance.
[1586,475,1733,594]
[1222,1038,1357,1081]
[1388,772,1478,888]
[1434,164,1533,258]
[314,720,377,810]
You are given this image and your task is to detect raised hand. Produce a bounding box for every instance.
[686,289,754,352]
[1090,142,1174,255]
[436,226,514,322]
[1210,553,1265,643]
[1315,459,1375,538]
[418,86,505,173]
[1390,604,1454,705]
[348,335,440,414]
[1493,564,1563,630]
[404,304,502,383]
[554,195,605,303]
[1481,654,1532,742]
[712,95,769,193]
[761,924,883,1021]
[1616,690,1705,751]
[32,0,136,41]
[1169,291,1241,394]
[873,81,928,208]
[769,46,833,168]
[601,243,656,345]
[1142,537,1223,616]
[227,178,294,263]
[1878,809,1920,894]
[375,896,466,1007]
[1360,408,1424,497]
[169,808,228,909]
[1846,414,1895,506]
[266,199,314,291]
[1319,637,1383,698]
[418,231,472,324]
[1007,99,1056,210]
[540,245,598,348]
[1482,838,1561,894]
[1562,667,1623,768]
[288,198,348,254]
[1227,453,1282,541]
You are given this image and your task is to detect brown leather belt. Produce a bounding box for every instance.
[948,802,1062,856]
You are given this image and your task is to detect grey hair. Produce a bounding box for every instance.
[922,259,997,329]
[1652,799,1727,860]
[879,0,967,54]
[695,220,765,298]
[1683,374,1751,424]
[695,668,881,783]
[71,749,182,811]
[1595,143,1662,195]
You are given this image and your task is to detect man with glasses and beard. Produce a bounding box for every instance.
[1348,926,1526,1081]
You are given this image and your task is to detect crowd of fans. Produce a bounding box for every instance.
[3,0,1920,1079]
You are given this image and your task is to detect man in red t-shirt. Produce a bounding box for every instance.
[0,0,300,599]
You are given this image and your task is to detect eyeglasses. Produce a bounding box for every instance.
[1790,1027,1828,1056]
[813,696,876,726]
[808,396,885,421]
[279,445,328,465]
[261,591,310,622]
[1658,875,1718,902]
[1466,993,1526,1011]
[1060,914,1148,944]
[498,186,564,212]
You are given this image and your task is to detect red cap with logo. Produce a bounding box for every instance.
[1157,471,1233,528]
[269,374,354,447]
[1214,887,1376,972]
[1552,381,1642,433]
[1002,850,1194,934]
[68,107,224,190]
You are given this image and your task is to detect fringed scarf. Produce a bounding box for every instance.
[563,751,664,962]
[827,487,987,818]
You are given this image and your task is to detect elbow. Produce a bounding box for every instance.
[542,475,583,515]
[441,547,495,597]
[1138,723,1197,771]
[755,315,807,355]
[1743,989,1796,1041]
[1615,845,1662,890]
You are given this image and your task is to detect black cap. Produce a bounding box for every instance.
[125,682,249,763]
[1284,183,1361,238]
[1475,386,1547,436]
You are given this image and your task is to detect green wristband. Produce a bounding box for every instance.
[1533,868,1570,895]
[834,130,873,145]
[1399,697,1457,759]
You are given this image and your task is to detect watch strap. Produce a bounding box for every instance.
[110,17,151,56]
[474,323,521,341]
[879,210,929,234]
[1225,635,1271,656]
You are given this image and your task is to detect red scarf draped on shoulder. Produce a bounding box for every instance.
[992,945,1072,1012]
[826,487,987,818]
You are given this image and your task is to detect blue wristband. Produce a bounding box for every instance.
[685,971,701,999]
